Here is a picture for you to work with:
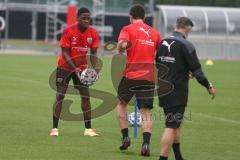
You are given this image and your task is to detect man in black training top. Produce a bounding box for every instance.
[156,17,216,160]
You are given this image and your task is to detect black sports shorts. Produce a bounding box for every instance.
[163,105,185,129]
[117,77,155,109]
[56,68,88,89]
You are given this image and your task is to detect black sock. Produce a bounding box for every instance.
[121,128,128,138]
[84,121,91,129]
[173,143,184,160]
[53,116,59,128]
[159,156,168,160]
[143,132,151,145]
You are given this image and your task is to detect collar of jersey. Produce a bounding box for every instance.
[172,31,186,39]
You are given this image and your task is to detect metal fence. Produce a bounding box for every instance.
[0,0,154,54]
[155,5,240,60]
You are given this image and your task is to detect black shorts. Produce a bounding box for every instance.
[163,105,185,129]
[56,68,88,89]
[117,77,155,109]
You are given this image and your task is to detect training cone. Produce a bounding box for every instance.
[205,59,214,66]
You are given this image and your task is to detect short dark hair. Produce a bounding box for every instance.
[175,17,194,29]
[77,7,90,16]
[129,4,145,19]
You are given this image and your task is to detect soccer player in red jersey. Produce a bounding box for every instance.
[50,7,99,137]
[116,4,161,156]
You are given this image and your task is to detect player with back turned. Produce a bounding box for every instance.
[116,4,161,156]
[156,17,216,160]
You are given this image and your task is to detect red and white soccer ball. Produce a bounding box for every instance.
[80,68,99,86]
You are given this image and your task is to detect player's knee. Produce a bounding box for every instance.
[81,97,90,103]
[56,93,65,101]
[141,118,153,131]
[119,101,127,107]
[165,122,182,129]
[141,123,152,131]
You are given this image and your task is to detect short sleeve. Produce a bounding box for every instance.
[60,28,71,48]
[157,33,161,45]
[156,33,161,49]
[91,29,99,50]
[118,26,130,42]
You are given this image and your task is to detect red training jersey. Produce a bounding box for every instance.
[118,22,161,82]
[58,24,99,71]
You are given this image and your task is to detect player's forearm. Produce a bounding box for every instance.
[90,49,98,70]
[118,40,129,54]
[193,68,211,89]
[155,52,161,69]
[118,45,126,54]
[62,48,77,70]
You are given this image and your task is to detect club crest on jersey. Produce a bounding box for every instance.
[87,37,93,44]
[71,37,77,45]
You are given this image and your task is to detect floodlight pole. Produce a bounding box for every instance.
[31,0,38,49]
[149,0,154,15]
[3,0,8,50]
[92,0,105,47]
[69,0,77,6]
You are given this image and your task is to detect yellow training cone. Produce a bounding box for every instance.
[205,59,214,66]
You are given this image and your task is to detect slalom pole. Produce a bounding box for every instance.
[134,98,138,138]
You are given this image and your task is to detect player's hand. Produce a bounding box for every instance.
[94,68,100,80]
[189,71,194,79]
[94,68,100,74]
[118,40,132,54]
[208,87,216,100]
[118,45,126,54]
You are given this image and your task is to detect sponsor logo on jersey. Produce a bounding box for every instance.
[162,40,175,53]
[87,37,93,45]
[158,56,176,63]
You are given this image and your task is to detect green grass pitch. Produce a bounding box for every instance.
[0,54,239,160]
